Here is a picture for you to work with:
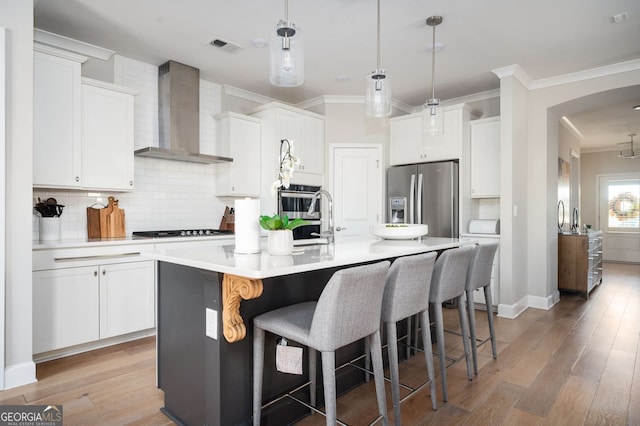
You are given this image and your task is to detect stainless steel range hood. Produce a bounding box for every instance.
[134,60,232,164]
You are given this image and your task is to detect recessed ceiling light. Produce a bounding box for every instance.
[336,75,350,82]
[426,42,445,52]
[634,105,640,111]
[251,38,268,48]
[611,12,628,23]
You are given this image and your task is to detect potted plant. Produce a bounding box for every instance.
[260,214,309,255]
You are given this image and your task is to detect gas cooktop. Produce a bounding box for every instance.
[132,229,233,238]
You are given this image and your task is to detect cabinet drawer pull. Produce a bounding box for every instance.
[53,252,141,262]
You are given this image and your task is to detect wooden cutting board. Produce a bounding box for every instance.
[87,196,126,238]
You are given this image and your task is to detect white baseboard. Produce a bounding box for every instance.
[497,296,528,319]
[3,361,37,390]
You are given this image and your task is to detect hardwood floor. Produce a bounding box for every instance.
[1,261,637,425]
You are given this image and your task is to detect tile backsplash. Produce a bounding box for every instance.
[33,55,235,241]
[33,157,231,240]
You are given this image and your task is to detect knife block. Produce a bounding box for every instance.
[219,206,235,232]
[87,196,126,239]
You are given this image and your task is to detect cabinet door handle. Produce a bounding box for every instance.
[53,252,141,262]
[75,176,80,182]
[94,271,98,277]
[129,180,134,186]
[102,270,106,276]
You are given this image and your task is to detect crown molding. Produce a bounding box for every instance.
[222,85,275,105]
[34,29,114,60]
[491,64,533,88]
[297,95,414,114]
[530,58,640,90]
[559,116,584,142]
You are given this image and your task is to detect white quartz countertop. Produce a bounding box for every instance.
[143,235,472,279]
[32,234,235,250]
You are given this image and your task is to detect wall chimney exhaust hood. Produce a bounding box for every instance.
[134,60,233,164]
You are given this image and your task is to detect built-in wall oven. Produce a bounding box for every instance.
[278,184,321,240]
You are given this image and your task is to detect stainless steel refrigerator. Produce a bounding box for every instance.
[387,161,459,237]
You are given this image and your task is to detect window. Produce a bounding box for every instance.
[606,180,640,231]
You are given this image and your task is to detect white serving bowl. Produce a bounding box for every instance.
[371,223,429,240]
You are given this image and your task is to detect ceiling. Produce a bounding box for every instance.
[33,0,640,152]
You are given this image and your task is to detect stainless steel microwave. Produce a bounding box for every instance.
[278,184,321,239]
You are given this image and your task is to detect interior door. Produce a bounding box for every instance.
[331,145,383,236]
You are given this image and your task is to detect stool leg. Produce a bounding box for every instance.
[484,285,498,359]
[432,302,448,402]
[321,351,338,425]
[406,315,412,359]
[457,295,473,381]
[253,327,265,426]
[370,329,389,426]
[309,347,317,410]
[466,289,479,375]
[364,335,371,383]
[419,310,437,411]
[386,322,402,425]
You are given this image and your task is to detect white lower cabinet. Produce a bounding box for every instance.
[99,262,155,339]
[33,266,100,354]
[33,246,155,356]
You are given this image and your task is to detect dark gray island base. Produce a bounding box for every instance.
[158,261,383,425]
[150,236,469,425]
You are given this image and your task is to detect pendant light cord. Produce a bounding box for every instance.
[284,0,288,20]
[431,22,436,100]
[376,0,381,69]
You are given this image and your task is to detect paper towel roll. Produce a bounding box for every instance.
[234,198,261,254]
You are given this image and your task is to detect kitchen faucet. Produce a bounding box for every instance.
[307,189,334,243]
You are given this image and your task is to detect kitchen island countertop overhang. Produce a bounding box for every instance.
[142,235,470,279]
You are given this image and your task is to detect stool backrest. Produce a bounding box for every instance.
[429,245,474,303]
[466,242,499,292]
[309,261,390,352]
[382,252,437,323]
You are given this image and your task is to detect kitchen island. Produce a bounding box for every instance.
[144,235,470,425]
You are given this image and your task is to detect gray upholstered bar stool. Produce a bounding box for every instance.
[429,245,474,402]
[465,242,499,374]
[379,252,439,425]
[252,261,390,426]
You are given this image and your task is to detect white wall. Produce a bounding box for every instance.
[497,74,530,317]
[1,0,36,389]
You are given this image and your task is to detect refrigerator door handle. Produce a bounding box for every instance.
[409,174,416,224]
[417,173,424,225]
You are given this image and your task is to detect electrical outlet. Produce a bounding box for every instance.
[206,308,218,340]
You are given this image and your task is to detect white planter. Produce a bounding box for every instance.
[267,230,293,256]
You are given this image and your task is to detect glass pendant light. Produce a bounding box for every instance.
[618,134,639,159]
[422,16,444,136]
[365,0,391,117]
[269,0,304,87]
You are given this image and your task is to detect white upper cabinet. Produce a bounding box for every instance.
[470,117,500,198]
[33,46,85,188]
[214,112,262,197]
[389,104,473,166]
[250,102,325,215]
[81,79,136,191]
[33,46,136,192]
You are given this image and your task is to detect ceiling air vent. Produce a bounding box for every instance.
[209,37,243,54]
